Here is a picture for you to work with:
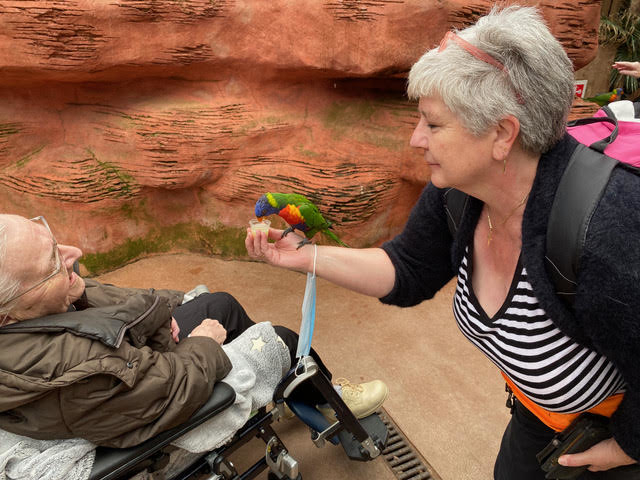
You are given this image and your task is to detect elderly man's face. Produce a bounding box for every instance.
[5,216,85,321]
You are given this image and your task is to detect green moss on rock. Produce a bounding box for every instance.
[295,144,321,157]
[323,100,403,150]
[323,100,376,131]
[80,222,247,275]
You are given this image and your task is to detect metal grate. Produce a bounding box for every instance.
[378,409,442,480]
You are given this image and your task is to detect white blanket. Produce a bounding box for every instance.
[0,434,94,480]
[172,321,291,452]
[0,321,291,479]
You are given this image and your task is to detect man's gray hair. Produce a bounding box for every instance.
[407,5,574,154]
[0,218,22,317]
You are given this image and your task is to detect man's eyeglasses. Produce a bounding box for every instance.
[2,216,63,307]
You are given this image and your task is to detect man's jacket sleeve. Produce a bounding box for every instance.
[58,335,232,448]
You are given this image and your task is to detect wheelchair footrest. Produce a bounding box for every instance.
[337,413,388,462]
[285,400,339,445]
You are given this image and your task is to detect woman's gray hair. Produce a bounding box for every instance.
[407,5,574,154]
[0,217,22,317]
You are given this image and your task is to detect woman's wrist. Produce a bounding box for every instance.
[302,244,318,275]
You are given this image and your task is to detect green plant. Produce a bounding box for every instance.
[600,6,640,95]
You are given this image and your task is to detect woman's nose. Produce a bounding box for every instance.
[409,121,428,149]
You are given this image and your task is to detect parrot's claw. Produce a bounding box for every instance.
[281,227,295,239]
[296,238,312,250]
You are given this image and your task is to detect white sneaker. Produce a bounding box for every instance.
[318,378,389,420]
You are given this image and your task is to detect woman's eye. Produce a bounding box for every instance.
[418,115,438,130]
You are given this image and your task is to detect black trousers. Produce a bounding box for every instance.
[494,398,640,479]
[171,291,332,405]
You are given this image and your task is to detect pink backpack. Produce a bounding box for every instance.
[567,100,640,167]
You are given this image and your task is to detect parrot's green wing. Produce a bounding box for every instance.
[322,229,350,247]
[298,202,349,247]
[584,94,610,106]
[298,202,328,238]
[281,193,313,207]
[266,192,309,210]
[585,88,623,107]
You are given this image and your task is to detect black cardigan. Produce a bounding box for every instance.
[380,133,640,461]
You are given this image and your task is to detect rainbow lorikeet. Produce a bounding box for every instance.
[585,87,623,107]
[254,192,349,248]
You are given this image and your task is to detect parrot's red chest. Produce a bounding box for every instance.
[279,204,306,227]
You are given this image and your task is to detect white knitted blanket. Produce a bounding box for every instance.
[0,434,95,480]
[0,322,290,478]
[172,321,291,452]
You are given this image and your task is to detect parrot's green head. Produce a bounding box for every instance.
[255,193,280,220]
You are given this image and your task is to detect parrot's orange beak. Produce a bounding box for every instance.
[257,216,264,222]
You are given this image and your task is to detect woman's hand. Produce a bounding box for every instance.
[246,225,396,298]
[245,227,314,273]
[190,319,228,345]
[170,317,180,343]
[558,437,636,472]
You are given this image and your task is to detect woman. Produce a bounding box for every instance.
[246,6,640,479]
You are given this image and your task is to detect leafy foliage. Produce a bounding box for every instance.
[600,8,640,95]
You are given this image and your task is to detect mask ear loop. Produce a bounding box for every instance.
[312,243,317,278]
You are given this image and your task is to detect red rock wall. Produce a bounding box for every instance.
[0,0,602,268]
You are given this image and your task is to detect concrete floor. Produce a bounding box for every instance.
[96,253,512,480]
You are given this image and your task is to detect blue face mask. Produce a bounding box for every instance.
[296,245,317,359]
[296,271,316,358]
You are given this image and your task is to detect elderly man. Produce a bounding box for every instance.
[0,214,387,448]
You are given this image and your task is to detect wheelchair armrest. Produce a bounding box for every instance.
[89,382,236,480]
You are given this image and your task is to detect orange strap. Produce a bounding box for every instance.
[501,372,623,432]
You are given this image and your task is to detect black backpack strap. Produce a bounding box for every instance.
[444,188,470,236]
[566,115,619,153]
[545,144,618,304]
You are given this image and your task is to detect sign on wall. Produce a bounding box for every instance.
[574,80,588,98]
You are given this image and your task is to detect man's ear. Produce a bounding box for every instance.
[493,115,520,161]
[0,313,15,327]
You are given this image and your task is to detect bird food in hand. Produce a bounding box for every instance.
[249,218,271,235]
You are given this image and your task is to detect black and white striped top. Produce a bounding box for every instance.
[453,249,626,413]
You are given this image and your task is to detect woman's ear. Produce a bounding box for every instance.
[493,115,520,161]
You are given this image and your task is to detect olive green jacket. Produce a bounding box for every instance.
[0,279,232,448]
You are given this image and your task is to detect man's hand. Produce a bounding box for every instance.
[170,317,180,343]
[190,319,227,345]
[558,437,636,472]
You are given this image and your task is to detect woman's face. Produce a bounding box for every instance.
[409,96,496,190]
[5,217,85,321]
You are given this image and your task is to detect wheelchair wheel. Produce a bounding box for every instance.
[267,473,302,480]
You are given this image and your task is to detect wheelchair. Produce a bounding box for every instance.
[89,355,389,480]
